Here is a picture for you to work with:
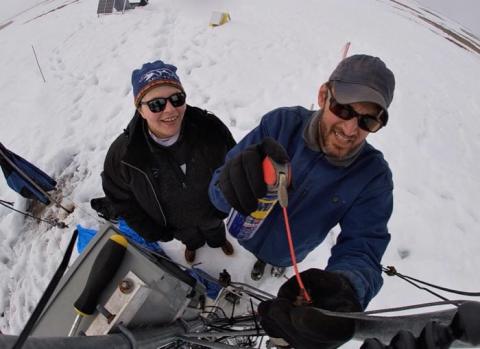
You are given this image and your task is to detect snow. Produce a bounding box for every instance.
[414,0,480,37]
[1,0,480,346]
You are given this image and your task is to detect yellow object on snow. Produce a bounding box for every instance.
[209,11,231,27]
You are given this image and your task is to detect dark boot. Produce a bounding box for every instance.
[251,259,266,281]
[221,240,234,256]
[185,248,196,264]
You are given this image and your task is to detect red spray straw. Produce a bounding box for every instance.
[263,158,311,303]
[281,206,312,303]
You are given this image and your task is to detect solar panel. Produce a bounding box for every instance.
[97,0,133,15]
[97,0,114,14]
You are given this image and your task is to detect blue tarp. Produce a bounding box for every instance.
[76,218,164,254]
[0,143,56,205]
[188,267,222,299]
[76,225,97,253]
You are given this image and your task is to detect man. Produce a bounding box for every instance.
[102,60,235,264]
[209,54,395,347]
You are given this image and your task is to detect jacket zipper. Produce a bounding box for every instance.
[121,160,167,225]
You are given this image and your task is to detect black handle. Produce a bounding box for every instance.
[73,234,127,316]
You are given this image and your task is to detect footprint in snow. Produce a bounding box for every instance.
[397,248,411,259]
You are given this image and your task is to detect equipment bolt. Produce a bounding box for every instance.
[119,278,134,294]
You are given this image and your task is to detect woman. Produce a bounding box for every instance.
[102,60,235,263]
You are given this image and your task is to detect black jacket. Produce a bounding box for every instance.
[102,105,235,242]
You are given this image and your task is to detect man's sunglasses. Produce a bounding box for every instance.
[327,88,386,133]
[139,92,187,113]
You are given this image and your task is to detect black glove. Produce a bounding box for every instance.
[90,197,119,221]
[219,137,289,216]
[258,269,362,349]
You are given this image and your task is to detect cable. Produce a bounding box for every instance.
[229,282,275,300]
[383,265,480,297]
[0,199,68,228]
[117,323,137,349]
[0,198,14,206]
[249,299,260,334]
[393,274,451,302]
[203,305,228,319]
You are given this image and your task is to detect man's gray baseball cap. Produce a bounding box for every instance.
[329,54,395,124]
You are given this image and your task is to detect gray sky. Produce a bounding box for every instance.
[416,0,480,37]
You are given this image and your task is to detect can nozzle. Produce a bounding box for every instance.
[262,157,291,207]
[278,173,288,208]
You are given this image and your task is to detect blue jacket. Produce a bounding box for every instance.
[209,106,393,308]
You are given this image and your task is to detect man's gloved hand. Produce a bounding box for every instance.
[258,268,362,349]
[219,137,289,216]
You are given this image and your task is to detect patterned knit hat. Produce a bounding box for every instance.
[131,60,183,106]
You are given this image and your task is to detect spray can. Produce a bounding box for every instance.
[226,157,290,241]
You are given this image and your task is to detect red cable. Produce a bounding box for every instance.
[281,207,312,303]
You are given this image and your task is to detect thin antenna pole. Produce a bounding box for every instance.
[341,41,351,60]
[31,45,46,83]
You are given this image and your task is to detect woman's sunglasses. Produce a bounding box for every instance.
[328,88,386,133]
[140,92,187,113]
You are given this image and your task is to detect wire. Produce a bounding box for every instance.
[229,282,275,300]
[203,305,228,319]
[281,206,311,303]
[0,199,68,228]
[0,198,14,206]
[393,273,450,301]
[383,265,480,297]
[249,299,260,334]
[208,314,261,327]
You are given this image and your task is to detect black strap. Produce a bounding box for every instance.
[12,229,78,349]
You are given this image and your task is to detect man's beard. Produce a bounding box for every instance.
[318,115,363,161]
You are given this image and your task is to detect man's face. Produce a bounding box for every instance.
[317,84,380,160]
[138,85,187,139]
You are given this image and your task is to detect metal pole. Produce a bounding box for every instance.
[341,41,351,60]
[31,45,46,83]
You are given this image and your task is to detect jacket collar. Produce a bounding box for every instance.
[122,111,154,168]
[122,106,196,168]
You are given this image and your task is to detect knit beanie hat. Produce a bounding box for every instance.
[131,60,183,106]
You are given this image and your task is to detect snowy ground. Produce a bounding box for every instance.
[1,0,480,347]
